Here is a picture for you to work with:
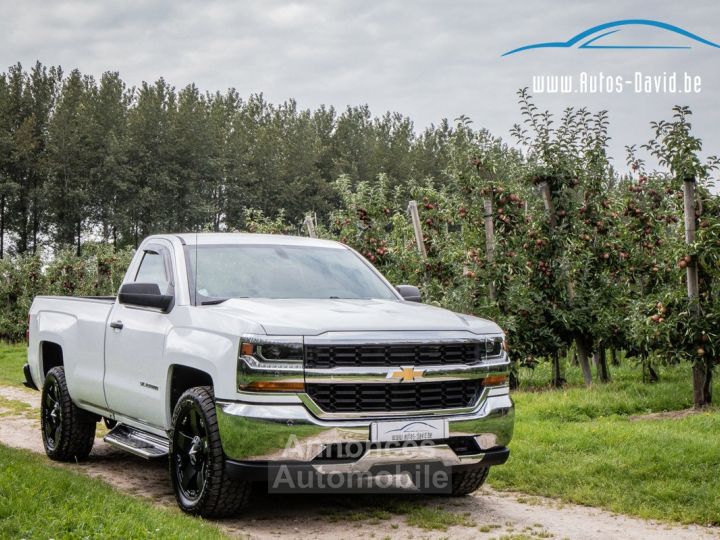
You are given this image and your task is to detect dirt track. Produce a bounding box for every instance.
[1,385,718,540]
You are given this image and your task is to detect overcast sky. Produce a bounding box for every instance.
[2,0,719,172]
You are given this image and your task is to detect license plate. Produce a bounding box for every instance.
[370,418,448,442]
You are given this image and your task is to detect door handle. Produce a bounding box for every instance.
[110,320,124,330]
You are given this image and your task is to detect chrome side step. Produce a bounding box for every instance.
[104,424,169,459]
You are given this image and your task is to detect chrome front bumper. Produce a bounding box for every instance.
[216,385,514,469]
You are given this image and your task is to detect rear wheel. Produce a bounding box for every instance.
[449,467,489,496]
[41,366,96,461]
[169,386,251,517]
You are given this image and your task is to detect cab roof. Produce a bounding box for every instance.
[156,232,347,250]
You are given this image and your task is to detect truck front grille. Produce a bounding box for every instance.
[305,380,482,413]
[305,342,494,369]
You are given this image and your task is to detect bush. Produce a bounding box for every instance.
[0,245,134,341]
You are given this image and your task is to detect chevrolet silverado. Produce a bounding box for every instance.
[24,233,513,516]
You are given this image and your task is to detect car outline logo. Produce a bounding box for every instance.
[386,421,438,433]
[502,19,720,57]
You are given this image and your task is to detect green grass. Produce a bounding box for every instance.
[515,360,711,419]
[378,499,476,531]
[401,504,475,530]
[0,394,34,417]
[0,342,26,387]
[490,360,720,526]
[0,444,228,539]
[315,496,478,531]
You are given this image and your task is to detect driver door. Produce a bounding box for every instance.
[103,241,175,429]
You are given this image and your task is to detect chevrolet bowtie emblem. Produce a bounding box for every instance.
[387,366,425,382]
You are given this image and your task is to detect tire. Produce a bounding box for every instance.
[41,366,96,461]
[449,467,490,496]
[169,386,251,517]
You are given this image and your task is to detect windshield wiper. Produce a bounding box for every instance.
[201,298,230,305]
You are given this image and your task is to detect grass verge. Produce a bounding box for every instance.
[0,444,228,539]
[491,361,720,525]
[0,342,26,387]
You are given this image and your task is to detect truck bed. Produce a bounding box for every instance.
[28,295,117,408]
[35,295,116,303]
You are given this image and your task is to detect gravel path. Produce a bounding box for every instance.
[1,384,718,540]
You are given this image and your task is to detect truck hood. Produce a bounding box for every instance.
[212,298,501,336]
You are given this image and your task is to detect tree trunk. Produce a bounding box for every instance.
[575,336,593,386]
[692,358,713,407]
[18,187,28,254]
[597,347,610,383]
[648,362,659,383]
[483,197,496,301]
[31,177,39,254]
[642,354,659,383]
[509,367,519,390]
[610,348,619,366]
[76,221,81,256]
[0,194,4,259]
[551,350,565,387]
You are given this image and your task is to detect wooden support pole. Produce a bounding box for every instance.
[407,201,427,260]
[304,213,317,238]
[683,178,699,305]
[483,197,496,301]
[540,182,556,228]
[684,177,712,407]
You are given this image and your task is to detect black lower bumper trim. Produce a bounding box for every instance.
[22,363,38,391]
[450,446,510,472]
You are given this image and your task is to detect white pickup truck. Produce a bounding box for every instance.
[25,233,513,517]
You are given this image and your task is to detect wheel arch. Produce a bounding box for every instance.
[31,308,75,385]
[164,327,239,426]
[167,364,215,424]
[40,341,64,379]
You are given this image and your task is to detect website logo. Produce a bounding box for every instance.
[502,19,720,57]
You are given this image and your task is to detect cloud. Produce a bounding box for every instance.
[1,0,719,168]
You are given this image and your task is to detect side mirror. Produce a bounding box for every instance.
[118,283,173,312]
[396,284,421,303]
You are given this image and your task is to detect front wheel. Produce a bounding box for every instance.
[169,386,251,517]
[449,467,489,496]
[41,366,96,461]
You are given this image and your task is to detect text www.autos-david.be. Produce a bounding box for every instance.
[532,72,702,94]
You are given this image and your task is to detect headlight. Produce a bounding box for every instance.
[484,336,504,357]
[238,335,304,393]
[240,338,303,364]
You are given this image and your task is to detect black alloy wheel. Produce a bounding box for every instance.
[173,402,211,503]
[169,386,251,517]
[42,376,63,451]
[40,366,96,461]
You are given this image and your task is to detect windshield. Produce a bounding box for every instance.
[186,244,398,303]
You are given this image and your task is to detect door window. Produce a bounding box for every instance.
[135,250,171,294]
